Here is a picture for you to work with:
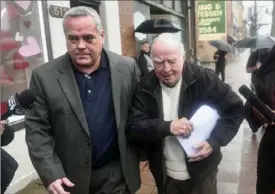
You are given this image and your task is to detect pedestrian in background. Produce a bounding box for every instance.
[214,50,227,82]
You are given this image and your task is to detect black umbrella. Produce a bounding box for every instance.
[208,40,233,52]
[234,36,275,49]
[135,19,182,34]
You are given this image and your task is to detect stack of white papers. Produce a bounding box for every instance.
[177,105,220,156]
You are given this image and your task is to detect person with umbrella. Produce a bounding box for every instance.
[246,48,270,92]
[244,48,269,134]
[234,36,274,83]
[234,36,274,88]
[209,40,232,83]
[137,39,154,78]
[213,49,227,82]
[244,45,275,194]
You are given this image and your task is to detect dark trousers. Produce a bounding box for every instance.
[89,159,130,194]
[215,66,225,82]
[1,149,18,194]
[164,168,218,194]
[256,129,275,194]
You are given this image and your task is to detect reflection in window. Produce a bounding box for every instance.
[174,1,183,13]
[163,0,173,9]
[0,1,46,123]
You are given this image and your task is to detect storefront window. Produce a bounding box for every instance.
[174,1,183,13]
[163,0,173,9]
[1,1,47,123]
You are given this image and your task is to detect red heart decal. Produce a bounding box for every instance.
[14,61,30,70]
[0,30,12,38]
[0,70,13,85]
[1,102,8,116]
[0,37,20,51]
[7,3,18,19]
[24,20,31,28]
[13,52,30,70]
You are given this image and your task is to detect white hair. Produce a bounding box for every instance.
[62,6,103,33]
[151,33,185,57]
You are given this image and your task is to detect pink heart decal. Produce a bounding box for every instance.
[14,1,31,11]
[19,36,41,57]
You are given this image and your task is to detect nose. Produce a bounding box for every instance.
[162,62,171,72]
[77,39,86,49]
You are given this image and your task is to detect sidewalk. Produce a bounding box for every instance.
[16,50,261,194]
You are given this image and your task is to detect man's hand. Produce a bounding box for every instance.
[170,117,193,137]
[188,141,213,162]
[256,62,261,69]
[47,178,74,194]
[139,161,149,171]
[0,120,8,135]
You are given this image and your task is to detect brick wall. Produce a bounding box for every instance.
[227,1,233,37]
[118,0,137,58]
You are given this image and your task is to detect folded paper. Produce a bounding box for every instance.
[177,105,220,156]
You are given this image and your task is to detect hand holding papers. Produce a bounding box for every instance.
[177,105,220,157]
[170,117,193,136]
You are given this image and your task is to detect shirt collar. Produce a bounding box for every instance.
[100,49,109,69]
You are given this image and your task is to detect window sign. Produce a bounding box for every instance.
[197,1,226,35]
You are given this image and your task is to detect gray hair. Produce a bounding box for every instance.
[151,33,185,57]
[62,6,103,33]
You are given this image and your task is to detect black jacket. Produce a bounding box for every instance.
[127,62,244,193]
[1,125,18,194]
[137,51,150,77]
[214,50,227,69]
[1,124,15,147]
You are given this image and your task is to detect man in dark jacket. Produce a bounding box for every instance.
[248,45,275,194]
[1,120,18,194]
[214,50,227,82]
[244,48,270,133]
[25,6,140,194]
[246,48,269,92]
[137,39,154,78]
[127,33,244,194]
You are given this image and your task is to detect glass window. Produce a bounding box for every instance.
[163,0,173,9]
[1,1,47,123]
[175,1,183,13]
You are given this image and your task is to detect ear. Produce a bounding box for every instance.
[100,30,105,43]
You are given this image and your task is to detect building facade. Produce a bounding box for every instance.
[118,0,191,59]
[196,0,228,63]
[195,1,245,63]
[231,1,245,40]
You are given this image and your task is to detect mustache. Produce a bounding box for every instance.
[160,73,172,77]
[75,53,90,55]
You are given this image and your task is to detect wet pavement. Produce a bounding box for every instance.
[16,50,261,194]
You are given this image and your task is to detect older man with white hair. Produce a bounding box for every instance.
[127,33,244,194]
